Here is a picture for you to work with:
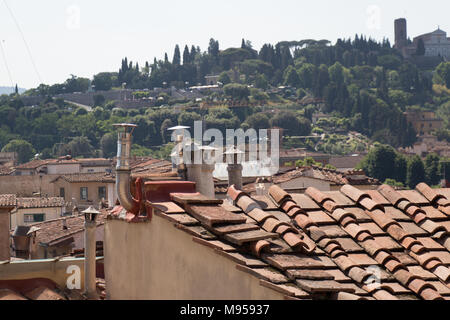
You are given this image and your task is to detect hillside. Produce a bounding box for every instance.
[0,35,449,168]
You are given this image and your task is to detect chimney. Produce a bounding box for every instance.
[224,146,244,190]
[186,143,216,198]
[0,208,11,261]
[114,123,140,213]
[82,206,100,299]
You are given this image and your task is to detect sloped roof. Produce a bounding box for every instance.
[27,211,106,246]
[52,173,115,183]
[0,194,16,208]
[108,181,450,300]
[242,166,379,194]
[17,197,65,209]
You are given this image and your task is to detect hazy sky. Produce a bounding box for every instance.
[1,0,449,89]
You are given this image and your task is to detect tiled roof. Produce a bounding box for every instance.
[27,211,106,246]
[52,173,115,183]
[0,194,16,208]
[242,166,379,194]
[17,197,65,209]
[108,181,450,300]
[15,159,78,170]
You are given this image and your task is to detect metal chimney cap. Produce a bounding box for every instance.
[82,206,101,215]
[167,125,190,131]
[113,123,138,128]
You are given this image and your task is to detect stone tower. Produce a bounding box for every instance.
[395,18,407,49]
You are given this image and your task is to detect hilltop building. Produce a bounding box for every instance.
[395,18,450,60]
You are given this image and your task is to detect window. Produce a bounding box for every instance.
[98,186,106,200]
[59,187,65,199]
[80,187,88,200]
[24,214,45,223]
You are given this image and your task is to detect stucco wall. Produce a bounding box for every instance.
[0,175,56,197]
[10,207,63,230]
[47,164,80,175]
[104,216,285,300]
[0,257,103,290]
[0,209,10,261]
[53,180,115,207]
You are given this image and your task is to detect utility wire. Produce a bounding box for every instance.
[0,40,15,92]
[2,0,43,84]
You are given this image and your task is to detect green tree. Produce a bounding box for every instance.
[1,139,35,164]
[173,45,181,65]
[358,144,404,183]
[424,153,441,186]
[283,66,300,87]
[100,132,117,158]
[406,155,425,189]
[416,39,425,56]
[436,62,450,88]
[218,72,231,85]
[66,136,95,157]
[223,83,250,100]
[245,113,270,130]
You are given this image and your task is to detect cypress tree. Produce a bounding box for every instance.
[173,45,181,65]
[183,45,190,65]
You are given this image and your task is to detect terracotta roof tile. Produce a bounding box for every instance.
[53,172,115,183]
[0,194,16,207]
[236,265,289,284]
[397,190,429,205]
[290,194,320,210]
[322,191,355,206]
[17,197,64,209]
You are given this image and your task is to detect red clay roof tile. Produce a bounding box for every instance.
[416,183,444,203]
[236,265,289,284]
[185,205,246,227]
[340,185,370,203]
[290,194,320,210]
[378,185,407,206]
[397,189,430,205]
[212,223,260,235]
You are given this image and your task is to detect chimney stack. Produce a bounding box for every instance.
[186,143,216,198]
[114,123,139,213]
[224,146,244,190]
[82,206,100,299]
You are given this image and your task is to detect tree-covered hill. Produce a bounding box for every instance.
[2,35,450,164]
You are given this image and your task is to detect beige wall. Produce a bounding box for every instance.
[104,215,285,300]
[10,207,63,230]
[80,166,110,173]
[0,208,10,261]
[47,164,80,175]
[0,257,103,291]
[53,180,115,208]
[0,175,56,197]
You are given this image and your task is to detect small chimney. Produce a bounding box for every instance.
[224,146,244,190]
[62,219,68,230]
[82,206,100,299]
[186,143,216,198]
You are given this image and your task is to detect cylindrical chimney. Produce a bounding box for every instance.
[113,124,139,212]
[82,206,100,299]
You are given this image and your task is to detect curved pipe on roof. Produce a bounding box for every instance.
[116,170,140,213]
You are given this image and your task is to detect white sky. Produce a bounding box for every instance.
[0,0,449,89]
